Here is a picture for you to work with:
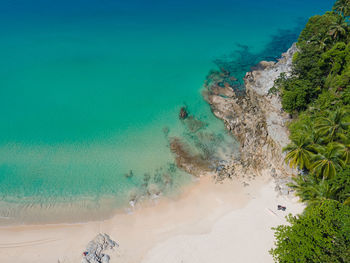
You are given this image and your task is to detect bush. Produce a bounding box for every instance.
[270,200,350,263]
[280,79,316,113]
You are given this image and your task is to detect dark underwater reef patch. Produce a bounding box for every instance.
[211,20,305,92]
[167,106,238,177]
[119,22,306,207]
[169,137,212,176]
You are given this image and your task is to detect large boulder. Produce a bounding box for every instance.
[82,233,118,263]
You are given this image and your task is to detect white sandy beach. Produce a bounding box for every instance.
[0,175,304,263]
[142,178,304,263]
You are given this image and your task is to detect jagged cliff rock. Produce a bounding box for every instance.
[204,44,297,191]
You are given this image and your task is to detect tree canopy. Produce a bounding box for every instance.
[270,200,350,263]
[271,1,350,262]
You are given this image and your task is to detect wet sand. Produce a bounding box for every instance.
[0,174,303,263]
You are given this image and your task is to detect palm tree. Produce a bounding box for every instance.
[328,16,349,40]
[318,36,332,51]
[344,196,350,205]
[336,140,350,164]
[333,0,350,17]
[283,135,315,170]
[309,33,332,51]
[311,143,345,179]
[301,123,324,146]
[290,174,338,207]
[315,108,350,142]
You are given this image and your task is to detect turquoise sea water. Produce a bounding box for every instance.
[0,0,333,223]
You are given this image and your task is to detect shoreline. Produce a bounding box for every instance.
[0,174,268,263]
[0,45,297,228]
[142,179,304,263]
[0,173,304,263]
[0,44,303,262]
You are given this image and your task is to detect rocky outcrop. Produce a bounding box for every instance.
[81,234,118,263]
[204,44,297,193]
[179,106,189,119]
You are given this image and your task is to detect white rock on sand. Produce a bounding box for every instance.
[82,233,118,263]
[142,180,304,263]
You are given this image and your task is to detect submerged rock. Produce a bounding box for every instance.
[162,126,170,136]
[124,170,134,178]
[81,233,118,263]
[169,137,212,176]
[179,106,188,119]
[183,116,207,133]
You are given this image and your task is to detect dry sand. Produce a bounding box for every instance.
[0,175,304,263]
[142,179,304,263]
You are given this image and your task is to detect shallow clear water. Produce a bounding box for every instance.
[0,0,333,222]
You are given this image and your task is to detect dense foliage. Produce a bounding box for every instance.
[270,1,350,262]
[273,3,350,113]
[270,200,350,263]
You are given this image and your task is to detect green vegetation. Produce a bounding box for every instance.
[270,1,350,262]
[270,200,350,263]
[334,0,350,17]
[273,7,350,113]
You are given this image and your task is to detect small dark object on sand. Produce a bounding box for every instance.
[179,107,188,119]
[277,205,286,211]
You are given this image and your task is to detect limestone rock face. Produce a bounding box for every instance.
[205,44,297,187]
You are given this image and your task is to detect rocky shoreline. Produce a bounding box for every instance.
[82,46,299,262]
[203,44,298,195]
